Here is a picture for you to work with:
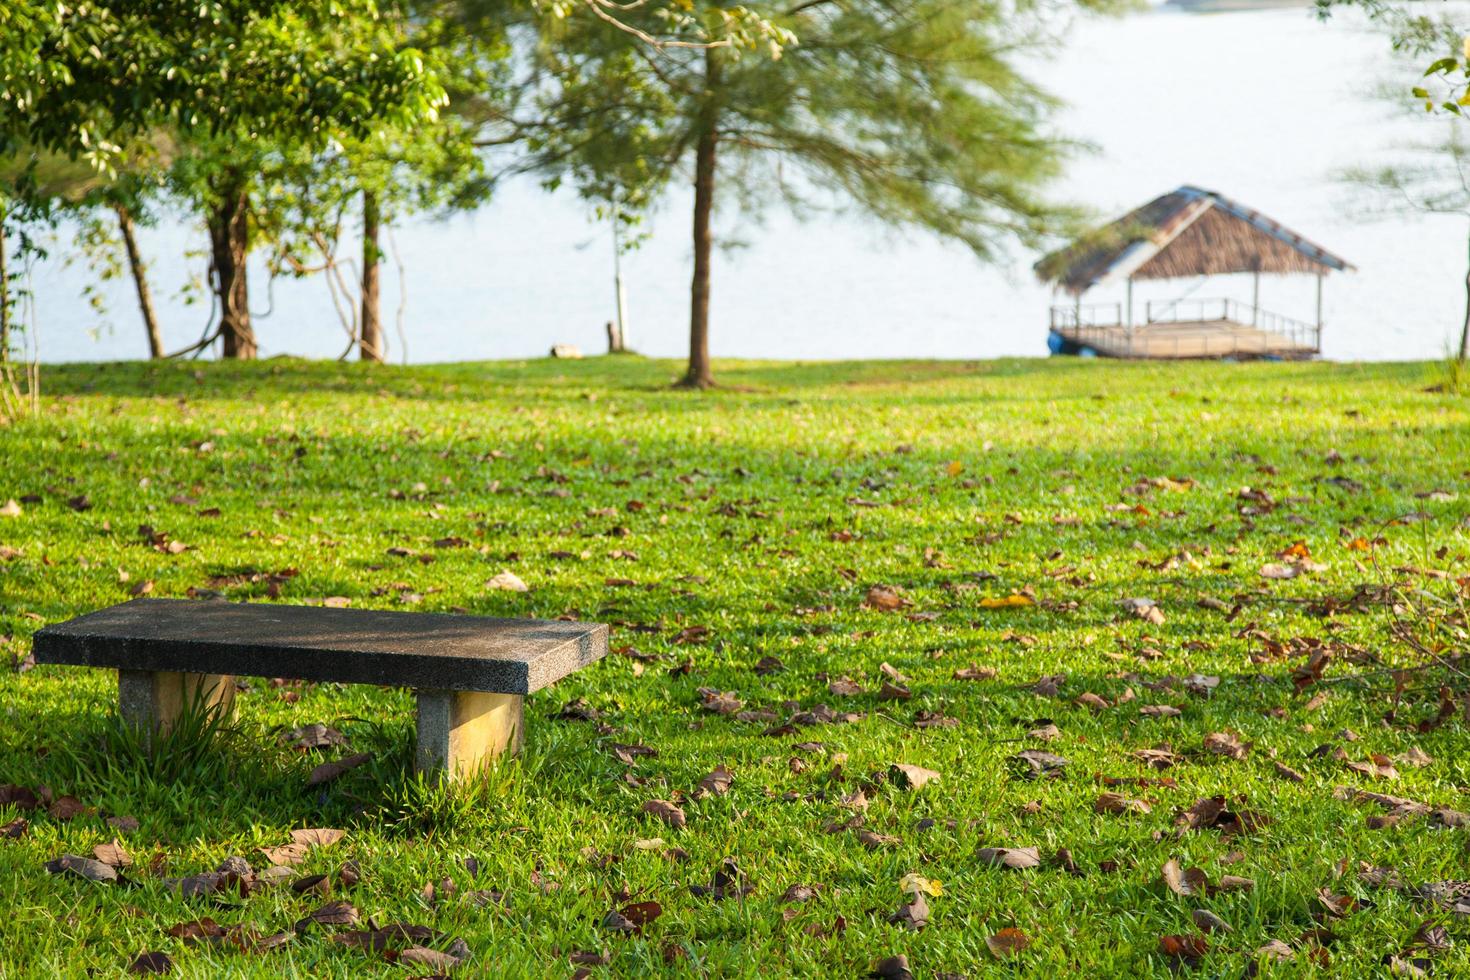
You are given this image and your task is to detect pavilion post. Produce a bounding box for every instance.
[1251,269,1260,325]
[1315,272,1324,347]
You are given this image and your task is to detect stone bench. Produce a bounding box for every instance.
[32,599,608,782]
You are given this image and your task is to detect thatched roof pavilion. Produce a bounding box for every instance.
[1035,186,1354,360]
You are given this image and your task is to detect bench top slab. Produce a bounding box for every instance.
[32,599,608,695]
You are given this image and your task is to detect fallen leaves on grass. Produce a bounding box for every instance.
[45,853,118,883]
[977,846,1041,870]
[303,900,359,927]
[898,873,943,897]
[1191,909,1232,934]
[1159,934,1208,966]
[694,765,733,799]
[259,843,310,866]
[1095,792,1151,815]
[1121,597,1165,624]
[870,954,913,979]
[979,594,1034,609]
[1256,939,1296,962]
[284,723,348,750]
[397,945,465,970]
[698,688,743,714]
[889,763,940,790]
[643,800,686,830]
[1202,731,1250,760]
[887,890,929,931]
[1162,859,1208,897]
[986,927,1032,958]
[689,858,752,901]
[1008,749,1068,780]
[93,839,132,867]
[127,952,173,974]
[290,828,346,847]
[603,901,662,935]
[864,585,909,611]
[307,753,372,786]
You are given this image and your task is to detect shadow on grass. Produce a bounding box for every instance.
[32,356,1441,407]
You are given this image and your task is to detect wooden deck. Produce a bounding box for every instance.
[1050,319,1318,360]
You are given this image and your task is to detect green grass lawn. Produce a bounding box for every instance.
[1,355,1468,978]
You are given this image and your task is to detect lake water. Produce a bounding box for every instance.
[27,4,1467,364]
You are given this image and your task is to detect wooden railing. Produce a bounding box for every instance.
[1049,297,1321,357]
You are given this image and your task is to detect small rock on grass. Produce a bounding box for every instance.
[486,571,528,592]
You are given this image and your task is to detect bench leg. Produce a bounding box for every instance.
[118,669,237,735]
[414,690,524,782]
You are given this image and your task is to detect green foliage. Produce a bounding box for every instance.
[1318,0,1470,114]
[0,1,448,172]
[529,0,1099,253]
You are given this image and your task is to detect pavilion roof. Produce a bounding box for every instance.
[1035,186,1354,295]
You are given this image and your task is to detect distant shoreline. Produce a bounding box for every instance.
[1163,0,1311,12]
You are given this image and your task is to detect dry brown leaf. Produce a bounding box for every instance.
[642,799,686,830]
[1095,792,1151,815]
[986,927,1032,958]
[307,753,372,786]
[889,763,941,790]
[1256,940,1296,962]
[1192,909,1231,934]
[886,891,929,931]
[45,853,118,883]
[694,765,733,799]
[1161,859,1207,897]
[977,846,1041,870]
[1159,934,1208,963]
[127,952,173,974]
[94,839,133,867]
[307,900,359,926]
[1202,731,1250,760]
[259,843,309,866]
[864,585,908,611]
[399,946,462,970]
[290,828,345,847]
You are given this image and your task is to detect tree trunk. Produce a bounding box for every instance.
[208,174,256,359]
[115,205,164,359]
[0,202,9,367]
[360,189,383,363]
[1460,235,1470,362]
[681,50,721,389]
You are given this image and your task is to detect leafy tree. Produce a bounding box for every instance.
[256,119,491,362]
[1316,1,1470,110]
[519,0,1099,387]
[1,1,448,359]
[4,146,175,359]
